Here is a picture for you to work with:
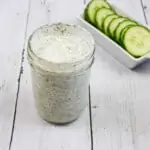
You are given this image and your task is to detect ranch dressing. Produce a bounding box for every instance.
[28,23,95,124]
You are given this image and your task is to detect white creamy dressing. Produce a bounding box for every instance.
[28,24,95,124]
[30,34,91,64]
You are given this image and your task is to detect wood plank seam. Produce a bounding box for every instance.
[84,1,94,150]
[85,0,94,150]
[140,0,148,24]
[8,0,31,149]
[89,86,94,150]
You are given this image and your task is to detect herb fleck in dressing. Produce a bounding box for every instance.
[28,23,95,124]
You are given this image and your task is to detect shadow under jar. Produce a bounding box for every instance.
[27,23,95,124]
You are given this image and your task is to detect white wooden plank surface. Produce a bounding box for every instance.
[10,0,92,150]
[5,0,150,150]
[132,0,150,149]
[87,0,150,150]
[0,0,29,150]
[140,0,149,24]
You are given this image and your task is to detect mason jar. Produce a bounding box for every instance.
[27,23,95,124]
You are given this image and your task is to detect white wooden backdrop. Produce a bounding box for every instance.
[0,0,150,150]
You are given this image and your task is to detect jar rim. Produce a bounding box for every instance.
[28,23,95,64]
[27,23,95,73]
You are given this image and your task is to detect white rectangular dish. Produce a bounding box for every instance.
[77,3,150,69]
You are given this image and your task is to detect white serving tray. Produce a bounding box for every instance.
[77,2,150,69]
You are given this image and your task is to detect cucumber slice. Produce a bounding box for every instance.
[120,25,136,44]
[109,17,127,38]
[86,0,111,25]
[84,7,90,22]
[96,8,115,30]
[123,26,150,57]
[103,14,119,35]
[115,20,137,42]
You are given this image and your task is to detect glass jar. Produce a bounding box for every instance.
[27,23,95,124]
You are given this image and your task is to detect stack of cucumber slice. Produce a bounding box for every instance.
[84,0,150,58]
